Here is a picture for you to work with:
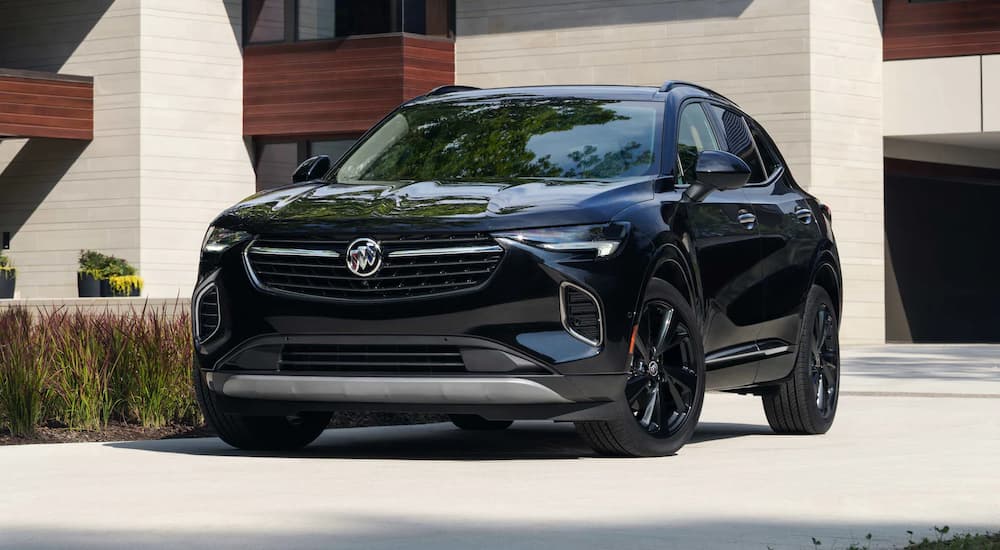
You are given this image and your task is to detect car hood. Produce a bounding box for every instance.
[218,177,655,234]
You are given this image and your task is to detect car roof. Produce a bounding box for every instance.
[408,83,737,107]
[409,85,660,103]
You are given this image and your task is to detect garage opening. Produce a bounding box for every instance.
[885,158,1000,342]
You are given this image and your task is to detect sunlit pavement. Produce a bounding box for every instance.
[1,345,998,550]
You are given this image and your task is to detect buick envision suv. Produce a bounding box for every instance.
[192,82,842,457]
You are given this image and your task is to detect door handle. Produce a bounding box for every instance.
[737,210,756,230]
[795,207,813,225]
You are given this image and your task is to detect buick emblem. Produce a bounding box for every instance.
[345,238,382,277]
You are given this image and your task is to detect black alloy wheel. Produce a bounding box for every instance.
[811,304,838,419]
[627,300,698,438]
[575,278,705,457]
[762,285,840,434]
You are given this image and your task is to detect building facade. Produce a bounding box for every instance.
[0,0,996,344]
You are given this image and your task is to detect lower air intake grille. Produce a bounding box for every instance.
[279,344,466,375]
[196,286,220,342]
[561,283,602,346]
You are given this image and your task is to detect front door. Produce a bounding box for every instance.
[673,101,762,389]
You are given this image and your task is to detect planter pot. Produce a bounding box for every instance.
[77,273,102,297]
[0,273,13,299]
[100,280,140,297]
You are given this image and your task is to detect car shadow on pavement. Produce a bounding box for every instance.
[104,421,774,460]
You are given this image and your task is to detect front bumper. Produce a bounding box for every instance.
[206,373,573,405]
[193,234,650,418]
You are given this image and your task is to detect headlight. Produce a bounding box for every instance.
[493,223,629,259]
[201,226,251,253]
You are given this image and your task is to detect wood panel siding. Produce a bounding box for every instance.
[0,69,93,140]
[402,36,455,100]
[244,34,454,138]
[884,0,1000,60]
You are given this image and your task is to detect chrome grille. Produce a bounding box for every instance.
[280,344,465,374]
[245,233,504,301]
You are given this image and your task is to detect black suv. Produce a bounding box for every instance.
[193,82,842,457]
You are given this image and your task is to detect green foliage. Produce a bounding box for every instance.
[340,98,657,182]
[811,529,999,550]
[46,311,120,430]
[78,250,137,279]
[0,308,48,437]
[906,527,1000,549]
[125,309,198,427]
[0,306,197,436]
[0,253,14,277]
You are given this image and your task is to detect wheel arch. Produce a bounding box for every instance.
[810,249,843,326]
[637,242,702,323]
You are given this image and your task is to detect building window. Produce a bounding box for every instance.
[246,0,288,43]
[246,0,454,44]
[309,139,357,162]
[297,0,338,40]
[254,138,358,191]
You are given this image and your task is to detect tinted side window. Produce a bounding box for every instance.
[708,105,766,183]
[676,103,720,185]
[748,120,782,177]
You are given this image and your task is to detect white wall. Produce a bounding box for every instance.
[455,0,813,183]
[808,0,885,344]
[455,0,885,343]
[0,0,253,300]
[884,56,982,136]
[0,0,141,299]
[138,0,255,298]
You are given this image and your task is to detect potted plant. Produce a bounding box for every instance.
[0,253,14,299]
[77,250,106,297]
[99,255,143,297]
[77,250,144,298]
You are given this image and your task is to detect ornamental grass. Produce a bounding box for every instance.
[0,305,197,437]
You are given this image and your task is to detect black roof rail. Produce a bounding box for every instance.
[659,80,735,104]
[425,85,481,96]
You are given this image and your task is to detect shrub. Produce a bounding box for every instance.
[78,250,138,279]
[78,250,109,279]
[0,253,14,277]
[0,308,48,437]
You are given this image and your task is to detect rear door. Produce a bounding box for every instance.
[674,101,762,388]
[709,107,820,379]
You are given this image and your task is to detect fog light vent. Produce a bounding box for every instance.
[196,285,221,342]
[560,283,603,346]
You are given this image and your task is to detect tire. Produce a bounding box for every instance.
[449,414,513,431]
[193,361,332,451]
[762,285,840,435]
[575,278,706,457]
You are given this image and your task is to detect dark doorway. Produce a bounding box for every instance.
[885,158,1000,342]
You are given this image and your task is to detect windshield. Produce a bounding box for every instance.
[335,97,663,182]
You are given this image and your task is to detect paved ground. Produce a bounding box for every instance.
[1,345,998,549]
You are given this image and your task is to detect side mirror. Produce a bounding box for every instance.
[291,155,332,183]
[685,150,751,202]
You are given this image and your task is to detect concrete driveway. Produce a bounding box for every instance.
[1,345,998,549]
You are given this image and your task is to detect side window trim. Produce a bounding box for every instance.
[741,116,768,184]
[744,117,789,188]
